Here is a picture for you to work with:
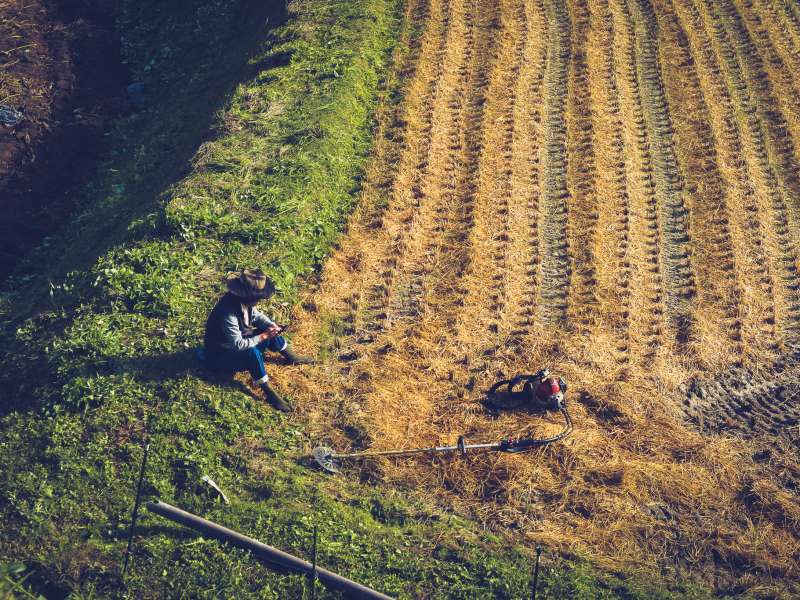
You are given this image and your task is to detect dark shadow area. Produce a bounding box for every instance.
[98,348,264,402]
[0,348,259,419]
[13,562,71,600]
[0,0,128,279]
[1,0,289,286]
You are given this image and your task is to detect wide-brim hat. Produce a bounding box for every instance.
[225,269,275,301]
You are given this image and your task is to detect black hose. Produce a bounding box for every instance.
[502,406,572,452]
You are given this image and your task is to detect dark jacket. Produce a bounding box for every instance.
[204,293,275,355]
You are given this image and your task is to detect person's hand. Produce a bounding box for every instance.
[260,324,283,340]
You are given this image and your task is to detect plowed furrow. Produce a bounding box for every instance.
[612,0,666,362]
[505,0,548,343]
[536,0,572,326]
[672,0,778,356]
[590,0,633,369]
[696,0,800,346]
[654,0,744,363]
[630,0,697,345]
[566,0,599,328]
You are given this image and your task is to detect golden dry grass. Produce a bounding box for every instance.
[275,0,800,594]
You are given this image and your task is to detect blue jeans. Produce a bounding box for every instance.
[205,336,287,384]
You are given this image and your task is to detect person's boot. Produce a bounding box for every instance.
[280,346,314,365]
[260,382,291,412]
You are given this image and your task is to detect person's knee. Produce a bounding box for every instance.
[269,335,288,353]
[245,346,263,366]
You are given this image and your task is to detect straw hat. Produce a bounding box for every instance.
[225,269,275,301]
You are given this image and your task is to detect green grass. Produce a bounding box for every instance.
[0,0,741,597]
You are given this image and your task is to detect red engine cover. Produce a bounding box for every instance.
[536,377,561,401]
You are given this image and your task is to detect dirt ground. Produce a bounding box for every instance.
[0,0,128,279]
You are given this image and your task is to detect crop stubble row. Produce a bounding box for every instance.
[289,0,800,546]
[292,0,800,448]
[699,0,800,344]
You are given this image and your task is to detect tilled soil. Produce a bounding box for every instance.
[0,0,72,189]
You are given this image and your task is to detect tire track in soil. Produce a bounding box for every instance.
[733,0,800,221]
[383,0,478,329]
[767,0,800,55]
[695,0,800,348]
[295,0,501,452]
[589,0,633,371]
[565,0,599,329]
[653,0,745,364]
[611,0,667,363]
[418,0,497,336]
[671,0,779,357]
[681,363,800,446]
[354,0,485,444]
[317,0,444,353]
[421,0,526,438]
[750,0,800,111]
[453,0,529,359]
[536,0,572,327]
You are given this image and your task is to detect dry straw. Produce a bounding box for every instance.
[275,0,800,593]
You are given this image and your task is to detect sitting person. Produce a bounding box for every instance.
[203,268,312,412]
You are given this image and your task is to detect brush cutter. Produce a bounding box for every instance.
[310,371,573,474]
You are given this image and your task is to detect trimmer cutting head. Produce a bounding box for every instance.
[312,446,339,473]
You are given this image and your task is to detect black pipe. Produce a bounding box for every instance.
[146,501,393,600]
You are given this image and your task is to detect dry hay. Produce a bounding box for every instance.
[271,0,800,593]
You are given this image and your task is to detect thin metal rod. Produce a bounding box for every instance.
[531,545,542,600]
[311,526,318,600]
[331,442,502,460]
[123,443,149,579]
[147,501,393,600]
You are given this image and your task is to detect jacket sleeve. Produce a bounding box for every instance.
[251,306,275,331]
[220,312,260,351]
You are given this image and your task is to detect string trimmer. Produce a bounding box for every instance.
[310,370,572,473]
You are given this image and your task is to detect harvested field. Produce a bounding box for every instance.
[284,0,800,592]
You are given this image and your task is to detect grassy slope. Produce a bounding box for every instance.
[0,0,735,598]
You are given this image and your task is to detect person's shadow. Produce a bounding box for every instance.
[88,348,263,401]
